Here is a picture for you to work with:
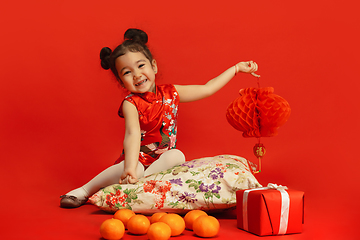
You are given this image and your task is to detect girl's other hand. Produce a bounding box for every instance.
[236,61,260,77]
[119,170,138,184]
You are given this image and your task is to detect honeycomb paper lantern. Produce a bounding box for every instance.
[226,87,291,138]
[226,86,291,173]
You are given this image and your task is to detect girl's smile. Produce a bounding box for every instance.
[135,79,147,86]
[115,51,158,93]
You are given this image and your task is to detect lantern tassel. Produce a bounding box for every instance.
[252,157,262,174]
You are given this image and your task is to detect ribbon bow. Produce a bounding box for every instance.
[267,183,288,191]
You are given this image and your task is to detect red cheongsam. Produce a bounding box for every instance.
[115,84,179,168]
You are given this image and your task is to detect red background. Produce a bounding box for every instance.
[1,0,359,239]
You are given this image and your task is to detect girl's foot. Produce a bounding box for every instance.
[60,187,89,208]
[60,195,88,208]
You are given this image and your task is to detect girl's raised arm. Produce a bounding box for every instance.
[175,61,258,103]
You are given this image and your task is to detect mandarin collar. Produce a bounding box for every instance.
[136,86,158,103]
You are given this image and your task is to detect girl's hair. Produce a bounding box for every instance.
[100,28,153,83]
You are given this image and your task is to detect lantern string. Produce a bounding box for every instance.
[253,76,262,174]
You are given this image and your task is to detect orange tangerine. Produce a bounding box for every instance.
[193,215,220,237]
[158,213,185,236]
[113,208,135,229]
[150,212,167,224]
[99,218,125,240]
[127,214,150,235]
[184,210,208,230]
[147,222,172,240]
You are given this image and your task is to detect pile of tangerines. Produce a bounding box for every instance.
[100,209,220,240]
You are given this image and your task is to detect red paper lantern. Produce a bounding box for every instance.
[226,87,291,173]
[226,87,291,138]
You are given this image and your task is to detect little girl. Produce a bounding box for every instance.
[60,28,258,208]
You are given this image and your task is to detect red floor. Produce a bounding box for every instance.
[1,148,358,240]
[1,187,356,240]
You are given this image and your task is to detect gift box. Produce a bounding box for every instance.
[236,183,304,236]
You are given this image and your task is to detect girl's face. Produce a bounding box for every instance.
[115,51,158,94]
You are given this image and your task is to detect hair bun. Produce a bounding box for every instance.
[124,28,148,44]
[100,47,112,70]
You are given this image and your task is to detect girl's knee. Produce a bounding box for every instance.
[168,149,185,164]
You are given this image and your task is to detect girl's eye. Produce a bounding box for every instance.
[123,71,131,76]
[139,64,145,68]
